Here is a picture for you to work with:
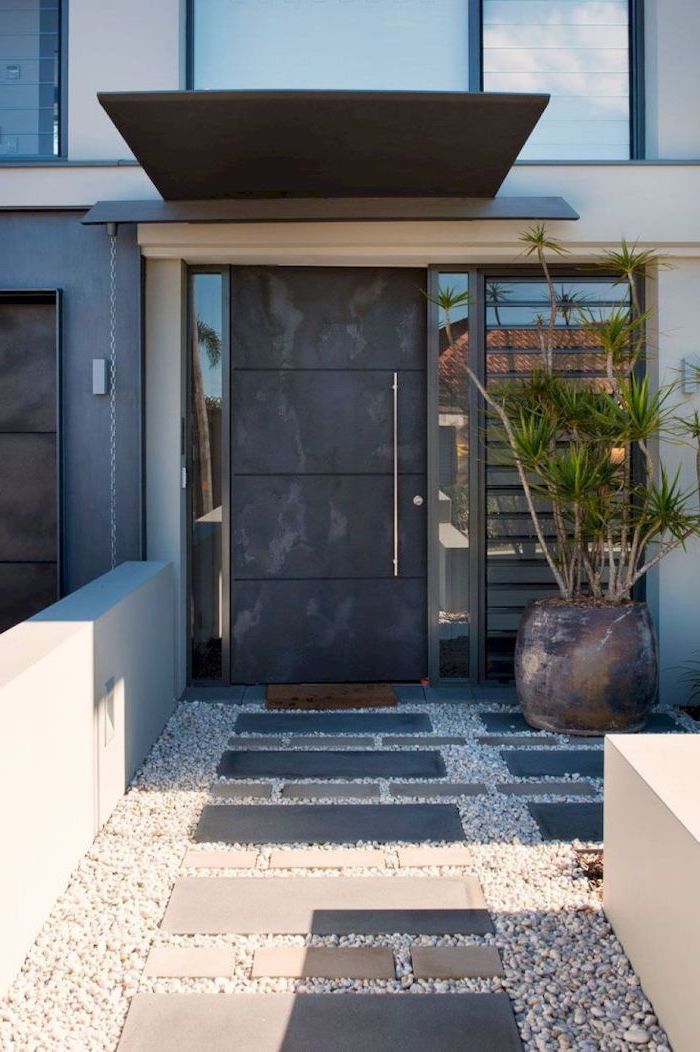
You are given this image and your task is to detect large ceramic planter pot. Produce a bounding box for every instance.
[514,599,658,735]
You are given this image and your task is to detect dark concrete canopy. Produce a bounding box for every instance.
[97,89,550,201]
[82,195,578,225]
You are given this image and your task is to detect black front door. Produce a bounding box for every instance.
[229,266,427,683]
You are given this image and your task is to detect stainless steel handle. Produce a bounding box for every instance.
[392,371,399,577]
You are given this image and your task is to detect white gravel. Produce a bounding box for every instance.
[0,698,682,1051]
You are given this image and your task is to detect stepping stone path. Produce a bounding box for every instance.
[502,748,604,779]
[209,782,272,800]
[390,781,486,798]
[162,875,491,935]
[529,801,604,843]
[280,782,380,800]
[411,945,505,979]
[195,802,465,844]
[251,946,396,979]
[217,747,446,779]
[234,711,433,734]
[497,781,596,798]
[268,847,386,869]
[118,992,522,1051]
[120,707,525,1050]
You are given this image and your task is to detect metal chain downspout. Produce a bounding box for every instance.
[107,223,118,569]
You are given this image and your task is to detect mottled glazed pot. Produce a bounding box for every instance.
[515,599,658,735]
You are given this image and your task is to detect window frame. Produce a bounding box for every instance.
[0,0,68,164]
[428,264,643,684]
[187,0,644,161]
[478,0,645,162]
[186,265,231,687]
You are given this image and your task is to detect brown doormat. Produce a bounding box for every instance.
[266,683,398,710]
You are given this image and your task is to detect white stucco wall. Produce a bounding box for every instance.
[0,562,176,998]
[605,735,700,1051]
[66,0,183,160]
[645,0,700,159]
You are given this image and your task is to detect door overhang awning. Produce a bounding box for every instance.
[85,89,578,224]
[83,195,578,225]
[98,89,549,201]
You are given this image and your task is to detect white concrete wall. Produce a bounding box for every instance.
[645,0,700,159]
[136,164,700,266]
[605,735,700,1051]
[0,561,176,998]
[145,261,188,696]
[66,0,183,160]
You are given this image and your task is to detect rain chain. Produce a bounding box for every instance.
[108,223,118,569]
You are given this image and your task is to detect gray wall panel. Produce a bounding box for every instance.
[0,212,142,592]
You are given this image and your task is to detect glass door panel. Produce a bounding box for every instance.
[189,272,225,681]
[436,274,470,678]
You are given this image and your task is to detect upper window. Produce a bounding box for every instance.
[191,0,470,92]
[0,0,61,158]
[482,0,632,160]
[190,0,638,161]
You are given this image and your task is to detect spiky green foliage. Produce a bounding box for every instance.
[429,284,469,346]
[518,223,567,258]
[197,318,222,367]
[437,227,700,602]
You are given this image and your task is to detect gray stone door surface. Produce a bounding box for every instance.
[229,267,427,683]
[0,296,58,631]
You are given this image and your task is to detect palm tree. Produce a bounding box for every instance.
[486,281,509,327]
[192,316,222,517]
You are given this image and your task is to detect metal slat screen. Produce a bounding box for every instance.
[482,0,631,159]
[0,0,60,157]
[484,276,630,679]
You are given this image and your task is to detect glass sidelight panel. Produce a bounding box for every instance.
[484,276,630,679]
[190,273,225,681]
[436,274,470,678]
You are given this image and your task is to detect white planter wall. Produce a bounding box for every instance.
[0,561,176,997]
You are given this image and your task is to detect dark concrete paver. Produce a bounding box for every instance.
[497,781,596,797]
[209,782,272,800]
[217,749,446,780]
[390,782,486,798]
[528,801,604,842]
[195,803,466,845]
[234,712,433,735]
[280,783,380,800]
[161,875,487,934]
[117,992,522,1051]
[502,750,604,779]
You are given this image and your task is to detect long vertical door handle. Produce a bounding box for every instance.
[392,371,399,577]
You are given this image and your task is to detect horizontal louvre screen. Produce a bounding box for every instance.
[482,0,631,160]
[485,276,629,680]
[0,0,60,157]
